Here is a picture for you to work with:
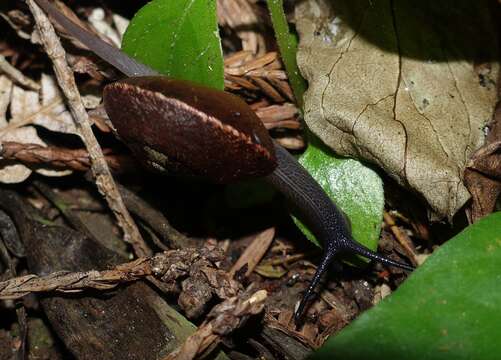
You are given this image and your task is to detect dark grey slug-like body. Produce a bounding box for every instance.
[267,144,413,319]
[35,0,413,321]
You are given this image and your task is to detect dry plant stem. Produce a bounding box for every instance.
[27,0,151,257]
[0,257,152,300]
[0,55,40,91]
[0,141,135,172]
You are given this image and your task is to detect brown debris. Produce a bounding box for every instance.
[164,289,267,360]
[254,103,301,130]
[0,246,239,319]
[224,50,303,148]
[465,101,501,222]
[152,245,240,319]
[225,51,295,103]
[264,312,316,349]
[217,0,266,55]
[0,257,150,300]
[383,211,419,266]
[275,136,306,150]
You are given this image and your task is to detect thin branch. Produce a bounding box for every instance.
[0,141,135,172]
[0,257,151,300]
[27,0,151,257]
[0,55,40,91]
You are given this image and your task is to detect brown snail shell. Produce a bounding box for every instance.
[104,76,277,183]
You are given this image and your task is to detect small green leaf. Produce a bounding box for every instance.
[313,212,501,360]
[294,135,384,253]
[122,0,224,89]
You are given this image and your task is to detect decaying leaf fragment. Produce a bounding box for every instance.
[464,102,501,222]
[152,246,240,319]
[0,73,78,183]
[295,0,498,220]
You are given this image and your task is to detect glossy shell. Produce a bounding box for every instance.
[103,76,277,183]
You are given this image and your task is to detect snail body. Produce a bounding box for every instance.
[34,0,413,321]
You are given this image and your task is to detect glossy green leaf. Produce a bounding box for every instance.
[313,212,501,360]
[295,135,384,253]
[122,0,224,89]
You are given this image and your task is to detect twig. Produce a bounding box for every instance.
[27,0,151,257]
[0,248,211,300]
[0,141,136,172]
[0,257,151,300]
[0,55,40,91]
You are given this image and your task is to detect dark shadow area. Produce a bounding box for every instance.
[308,0,499,62]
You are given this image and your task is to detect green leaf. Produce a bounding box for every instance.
[312,212,501,360]
[294,135,384,254]
[266,0,307,108]
[122,0,224,89]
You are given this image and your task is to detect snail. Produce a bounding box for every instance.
[34,0,414,321]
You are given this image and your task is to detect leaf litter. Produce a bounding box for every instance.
[1,0,500,359]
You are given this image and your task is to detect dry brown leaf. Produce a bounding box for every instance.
[295,0,498,220]
[0,73,75,182]
[8,75,77,135]
[38,74,77,133]
[254,263,287,278]
[229,227,275,277]
[466,142,501,204]
[465,102,501,222]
